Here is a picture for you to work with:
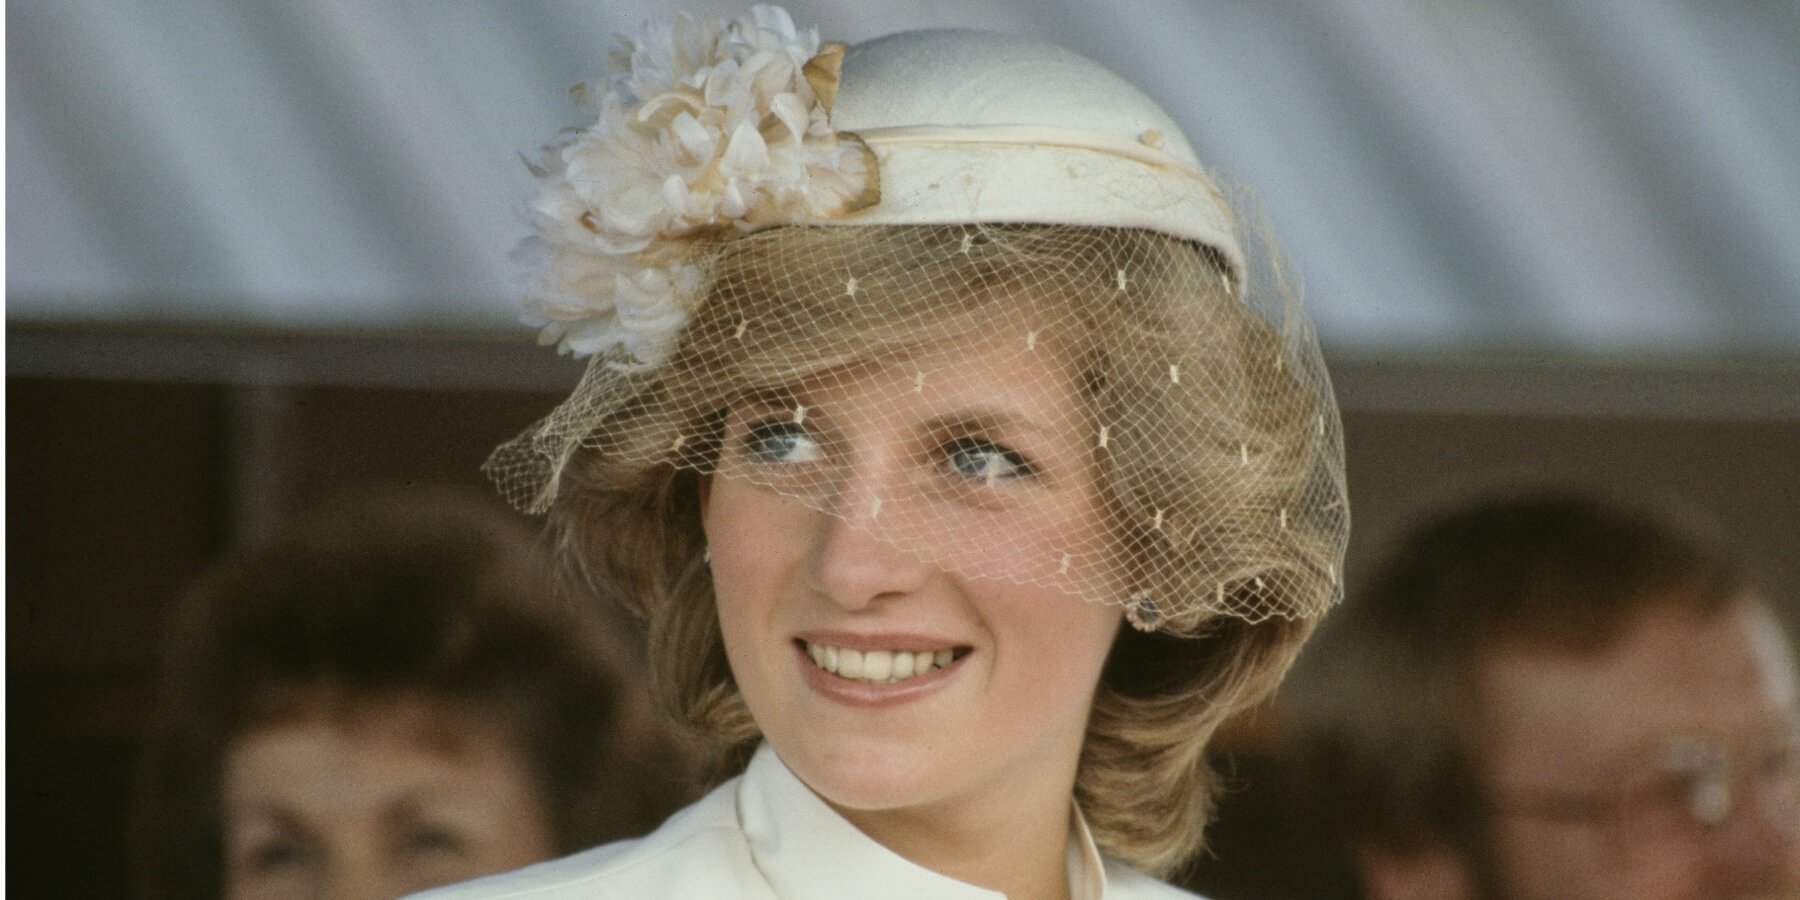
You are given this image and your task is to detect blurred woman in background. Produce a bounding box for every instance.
[132,488,696,899]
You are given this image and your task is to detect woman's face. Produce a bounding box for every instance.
[703,316,1124,822]
[220,696,556,900]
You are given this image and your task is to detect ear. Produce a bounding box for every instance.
[1357,842,1480,900]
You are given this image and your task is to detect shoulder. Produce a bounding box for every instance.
[1103,859,1210,900]
[410,780,768,900]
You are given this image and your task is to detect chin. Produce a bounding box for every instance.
[781,735,952,813]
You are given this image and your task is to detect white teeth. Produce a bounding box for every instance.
[804,641,957,684]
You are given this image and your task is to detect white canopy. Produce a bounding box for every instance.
[9,0,1799,355]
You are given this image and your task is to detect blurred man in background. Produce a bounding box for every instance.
[1287,491,1799,900]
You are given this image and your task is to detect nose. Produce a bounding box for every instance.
[323,859,390,900]
[1705,776,1800,891]
[806,467,935,611]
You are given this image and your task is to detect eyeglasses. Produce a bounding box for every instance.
[1490,717,1800,856]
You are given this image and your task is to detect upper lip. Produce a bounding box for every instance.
[794,630,971,653]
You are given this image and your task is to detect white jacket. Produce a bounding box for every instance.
[419,744,1202,899]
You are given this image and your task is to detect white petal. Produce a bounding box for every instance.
[719,178,749,218]
[751,5,799,42]
[667,111,716,164]
[661,174,692,219]
[636,91,696,124]
[738,51,794,103]
[702,59,740,106]
[769,92,808,143]
[720,121,769,175]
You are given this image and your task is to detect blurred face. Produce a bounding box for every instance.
[1476,597,1800,900]
[702,316,1123,833]
[221,698,556,900]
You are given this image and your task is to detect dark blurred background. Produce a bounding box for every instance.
[8,1,1798,896]
[10,337,1795,896]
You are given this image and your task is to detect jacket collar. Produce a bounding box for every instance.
[737,744,1108,899]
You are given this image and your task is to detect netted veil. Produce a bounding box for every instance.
[487,7,1347,629]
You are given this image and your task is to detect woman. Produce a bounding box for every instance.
[456,7,1347,898]
[132,490,696,900]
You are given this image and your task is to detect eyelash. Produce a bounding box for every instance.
[942,436,1036,483]
[400,825,466,857]
[741,420,822,464]
[737,420,1037,485]
[243,840,313,873]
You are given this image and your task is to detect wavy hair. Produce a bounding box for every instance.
[548,224,1339,874]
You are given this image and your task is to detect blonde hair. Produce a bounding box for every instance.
[547,224,1336,873]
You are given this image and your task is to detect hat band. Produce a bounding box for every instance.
[855,125,1205,174]
[828,125,1242,277]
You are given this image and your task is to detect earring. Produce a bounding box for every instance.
[1125,592,1160,632]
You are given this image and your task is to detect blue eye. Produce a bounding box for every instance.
[744,421,823,464]
[946,437,1034,483]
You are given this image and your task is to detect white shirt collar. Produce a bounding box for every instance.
[737,744,1110,900]
[1067,804,1108,900]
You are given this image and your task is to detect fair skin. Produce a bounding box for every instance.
[702,317,1124,900]
[220,698,557,900]
[1366,596,1800,900]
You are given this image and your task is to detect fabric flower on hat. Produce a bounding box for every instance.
[520,4,878,368]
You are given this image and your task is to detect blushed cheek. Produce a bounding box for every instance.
[976,488,1122,693]
[706,474,811,560]
[993,584,1122,700]
[705,488,774,615]
[712,584,761,688]
[1071,605,1127,683]
[936,497,1117,602]
[705,490,794,702]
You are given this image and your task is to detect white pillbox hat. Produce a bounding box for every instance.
[828,29,1244,277]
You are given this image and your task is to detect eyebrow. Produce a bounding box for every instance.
[922,409,1053,437]
[383,788,463,825]
[727,386,806,418]
[728,391,1067,447]
[223,803,314,840]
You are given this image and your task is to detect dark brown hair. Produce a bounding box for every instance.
[130,488,697,900]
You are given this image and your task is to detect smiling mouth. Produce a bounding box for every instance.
[800,640,966,685]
